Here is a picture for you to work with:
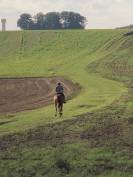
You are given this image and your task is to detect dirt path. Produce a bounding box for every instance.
[0,77,80,115]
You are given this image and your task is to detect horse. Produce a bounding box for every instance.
[54,93,64,117]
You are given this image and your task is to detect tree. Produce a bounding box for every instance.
[45,12,62,29]
[61,11,87,29]
[34,13,45,30]
[17,13,34,30]
[17,11,87,30]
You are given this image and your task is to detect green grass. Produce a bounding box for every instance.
[0,142,133,177]
[0,29,133,177]
[0,30,127,135]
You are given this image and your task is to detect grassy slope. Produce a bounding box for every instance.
[0,30,133,177]
[0,30,126,135]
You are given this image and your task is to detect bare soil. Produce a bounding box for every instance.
[0,77,80,115]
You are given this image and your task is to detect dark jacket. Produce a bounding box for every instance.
[56,85,64,94]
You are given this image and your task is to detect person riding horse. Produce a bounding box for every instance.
[54,82,66,117]
[55,82,66,103]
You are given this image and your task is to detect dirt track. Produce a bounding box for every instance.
[0,77,80,115]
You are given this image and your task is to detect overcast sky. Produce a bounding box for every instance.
[0,0,133,30]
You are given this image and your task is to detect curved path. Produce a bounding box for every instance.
[0,77,80,115]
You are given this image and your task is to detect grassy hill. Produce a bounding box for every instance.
[0,30,133,177]
[0,30,127,134]
[116,24,133,29]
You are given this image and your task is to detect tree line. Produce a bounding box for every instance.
[17,11,87,30]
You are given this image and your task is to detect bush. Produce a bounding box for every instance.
[55,158,71,173]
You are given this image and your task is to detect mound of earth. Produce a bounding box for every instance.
[0,77,80,115]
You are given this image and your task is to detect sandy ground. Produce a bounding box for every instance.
[0,77,80,115]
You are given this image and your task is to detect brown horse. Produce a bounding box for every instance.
[54,94,64,117]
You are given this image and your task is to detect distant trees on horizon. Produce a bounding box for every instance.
[17,11,87,30]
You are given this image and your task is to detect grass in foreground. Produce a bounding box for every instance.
[0,89,133,176]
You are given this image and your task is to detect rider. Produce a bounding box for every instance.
[55,82,66,103]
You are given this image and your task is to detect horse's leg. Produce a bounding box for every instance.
[55,103,57,117]
[54,96,58,117]
[61,104,63,114]
[59,103,63,117]
[61,104,63,116]
[58,103,61,117]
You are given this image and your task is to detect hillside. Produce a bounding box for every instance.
[117,24,133,29]
[0,30,133,177]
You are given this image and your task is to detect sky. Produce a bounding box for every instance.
[0,0,133,30]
